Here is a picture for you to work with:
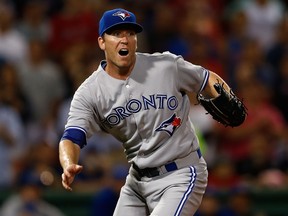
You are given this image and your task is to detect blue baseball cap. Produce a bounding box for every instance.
[99,8,143,36]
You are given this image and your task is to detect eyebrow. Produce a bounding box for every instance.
[105,26,136,35]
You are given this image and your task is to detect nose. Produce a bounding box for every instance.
[120,35,128,44]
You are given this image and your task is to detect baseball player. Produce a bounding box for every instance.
[59,8,244,216]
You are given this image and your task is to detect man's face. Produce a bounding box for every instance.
[98,28,138,72]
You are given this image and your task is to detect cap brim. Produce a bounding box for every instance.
[101,22,143,36]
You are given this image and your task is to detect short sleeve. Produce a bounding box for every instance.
[175,56,209,94]
[65,84,101,139]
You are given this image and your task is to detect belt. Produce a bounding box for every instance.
[132,149,202,178]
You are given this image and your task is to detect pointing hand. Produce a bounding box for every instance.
[61,164,83,191]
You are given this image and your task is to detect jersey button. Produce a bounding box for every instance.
[126,84,130,88]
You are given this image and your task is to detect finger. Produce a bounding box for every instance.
[62,165,83,191]
[62,173,72,191]
[63,172,74,185]
[62,172,68,183]
[62,180,72,191]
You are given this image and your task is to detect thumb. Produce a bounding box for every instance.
[74,164,83,174]
[66,164,83,175]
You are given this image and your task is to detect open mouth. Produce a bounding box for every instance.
[119,49,129,56]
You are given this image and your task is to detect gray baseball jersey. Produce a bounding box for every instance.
[63,51,208,168]
[62,51,209,215]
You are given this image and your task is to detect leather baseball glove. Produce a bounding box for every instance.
[197,83,247,127]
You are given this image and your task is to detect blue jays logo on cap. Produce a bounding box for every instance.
[99,8,143,36]
[113,11,131,21]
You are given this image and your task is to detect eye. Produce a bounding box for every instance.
[128,31,136,36]
[111,31,121,37]
[110,30,136,38]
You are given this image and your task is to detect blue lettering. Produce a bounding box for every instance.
[104,94,179,126]
[142,95,156,110]
[106,113,120,125]
[167,96,178,110]
[114,106,131,119]
[126,99,142,113]
[156,94,167,109]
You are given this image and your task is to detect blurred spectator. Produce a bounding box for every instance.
[195,189,229,216]
[59,42,101,98]
[0,102,26,189]
[241,0,285,52]
[18,139,63,190]
[0,63,30,123]
[0,1,286,211]
[148,3,186,55]
[0,175,65,216]
[196,188,267,216]
[257,168,287,189]
[0,1,28,63]
[186,36,226,80]
[17,0,50,42]
[273,52,288,122]
[10,0,64,18]
[221,188,265,216]
[224,10,249,86]
[236,134,284,186]
[234,39,276,90]
[177,1,226,79]
[89,164,129,216]
[213,76,286,176]
[16,39,66,124]
[180,0,224,41]
[207,156,243,191]
[47,0,98,61]
[195,191,223,216]
[266,14,288,72]
[0,63,28,188]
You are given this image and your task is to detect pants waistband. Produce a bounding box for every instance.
[132,149,202,178]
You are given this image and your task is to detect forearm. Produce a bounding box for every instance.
[201,71,231,98]
[59,139,81,170]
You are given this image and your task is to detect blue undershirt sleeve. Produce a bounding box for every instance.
[61,127,87,148]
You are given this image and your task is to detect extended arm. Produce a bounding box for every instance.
[59,139,83,191]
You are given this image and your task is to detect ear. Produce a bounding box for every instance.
[98,36,105,50]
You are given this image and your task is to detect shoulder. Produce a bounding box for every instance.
[72,67,100,100]
[77,64,104,90]
[136,51,180,60]
[136,52,182,67]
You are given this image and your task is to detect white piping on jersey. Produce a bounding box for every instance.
[65,126,87,135]
[174,166,197,216]
[198,69,209,94]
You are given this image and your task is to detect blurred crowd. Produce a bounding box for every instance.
[0,0,288,215]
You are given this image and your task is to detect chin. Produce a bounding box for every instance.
[117,59,133,67]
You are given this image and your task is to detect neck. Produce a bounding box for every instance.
[105,60,136,80]
[106,65,133,80]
